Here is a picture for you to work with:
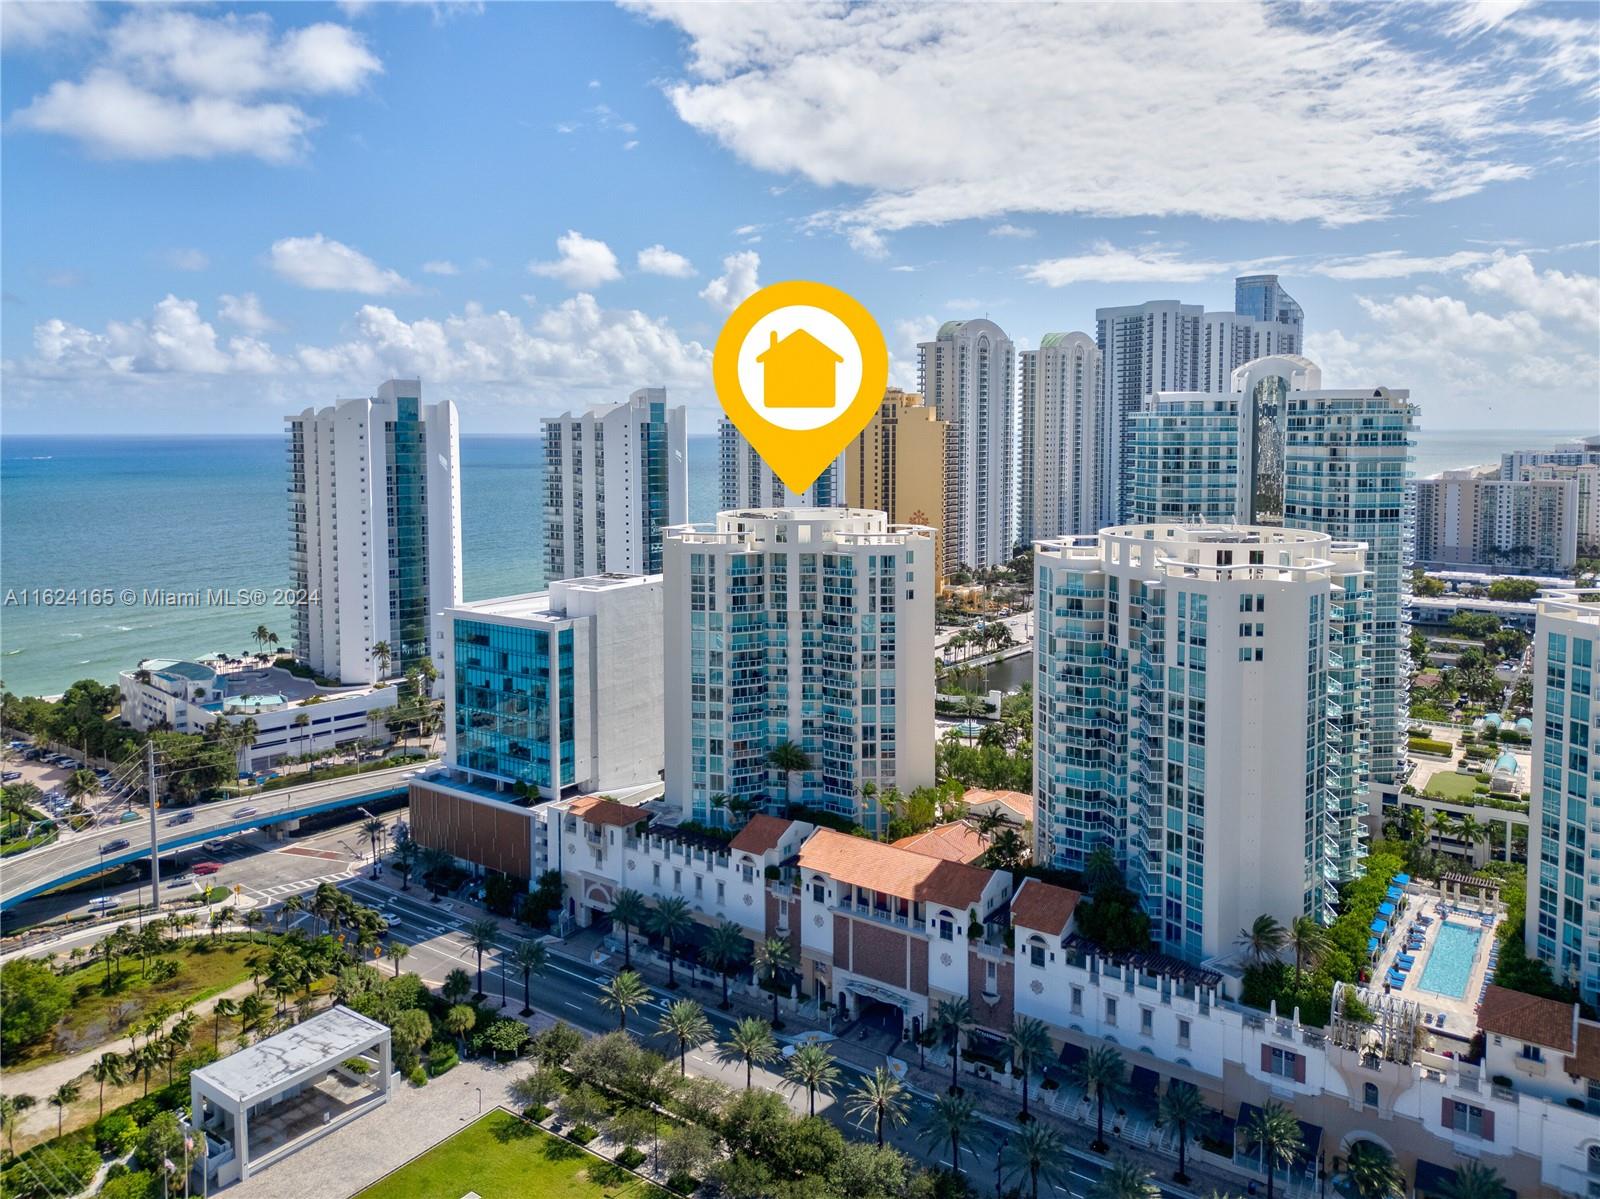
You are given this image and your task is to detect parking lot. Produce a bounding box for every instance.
[1,738,139,838]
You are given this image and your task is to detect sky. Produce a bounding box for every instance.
[2,0,1597,435]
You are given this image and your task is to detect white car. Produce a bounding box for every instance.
[168,873,197,888]
[380,909,403,929]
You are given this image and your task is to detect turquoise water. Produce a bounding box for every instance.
[0,434,720,697]
[1416,922,1482,999]
[0,426,1588,697]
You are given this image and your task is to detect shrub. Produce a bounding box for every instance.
[100,1171,157,1199]
[2,1134,100,1199]
[617,1146,647,1169]
[95,1109,142,1154]
[407,1064,428,1086]
[428,1043,458,1076]
[667,1172,700,1195]
[570,1123,598,1144]
[0,957,70,1056]
[524,1104,554,1122]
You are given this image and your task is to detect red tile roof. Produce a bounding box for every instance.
[797,828,994,910]
[729,814,793,856]
[1009,878,1083,937]
[893,822,989,864]
[568,795,653,829]
[963,789,1033,822]
[1566,1019,1600,1081]
[1478,985,1577,1052]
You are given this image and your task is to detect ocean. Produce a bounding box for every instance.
[0,426,1589,698]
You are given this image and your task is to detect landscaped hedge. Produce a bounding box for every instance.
[1406,737,1452,756]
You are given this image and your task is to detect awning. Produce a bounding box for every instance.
[1366,937,1379,954]
[1129,1065,1160,1099]
[1377,901,1396,917]
[1385,886,1403,900]
[1393,873,1410,884]
[1414,1160,1515,1199]
[1370,918,1388,933]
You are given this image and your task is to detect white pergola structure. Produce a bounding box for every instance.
[190,1005,391,1187]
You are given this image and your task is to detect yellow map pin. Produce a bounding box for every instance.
[713,280,889,495]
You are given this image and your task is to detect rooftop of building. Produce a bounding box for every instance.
[797,827,995,909]
[567,795,655,829]
[1566,1021,1600,1081]
[892,822,990,864]
[450,573,661,623]
[1477,984,1578,1053]
[1009,878,1083,938]
[191,1006,389,1104]
[962,789,1034,823]
[666,508,935,546]
[1536,590,1600,624]
[129,660,387,709]
[729,814,794,856]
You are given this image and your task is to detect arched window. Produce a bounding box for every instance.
[1027,934,1048,968]
[1587,1144,1600,1175]
[935,909,956,942]
[1363,1083,1379,1108]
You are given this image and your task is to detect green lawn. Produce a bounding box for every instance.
[1422,771,1486,802]
[355,1110,670,1199]
[7,938,259,1068]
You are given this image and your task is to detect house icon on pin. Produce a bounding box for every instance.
[755,328,844,409]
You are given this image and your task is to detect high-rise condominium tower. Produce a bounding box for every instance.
[543,389,687,582]
[1127,356,1416,825]
[719,419,845,509]
[918,319,1015,571]
[1097,275,1305,524]
[662,509,935,831]
[846,389,948,582]
[287,379,462,685]
[1527,591,1600,1005]
[1035,524,1370,961]
[1019,332,1103,543]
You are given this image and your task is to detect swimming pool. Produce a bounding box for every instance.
[1416,921,1482,999]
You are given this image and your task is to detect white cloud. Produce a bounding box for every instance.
[848,227,888,260]
[698,251,760,313]
[631,2,1584,243]
[1308,250,1495,280]
[270,234,414,295]
[1,1,96,50]
[528,231,622,289]
[636,244,697,278]
[1463,252,1600,326]
[1024,242,1231,287]
[162,248,210,272]
[10,10,379,162]
[422,260,461,276]
[989,223,1035,239]
[219,292,282,333]
[27,295,280,376]
[889,316,938,391]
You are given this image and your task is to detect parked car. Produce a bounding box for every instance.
[191,861,223,876]
[99,838,130,853]
[1,770,20,782]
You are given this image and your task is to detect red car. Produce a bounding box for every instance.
[191,861,223,876]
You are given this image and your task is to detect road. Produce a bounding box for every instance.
[0,762,428,910]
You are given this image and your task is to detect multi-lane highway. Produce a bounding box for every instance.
[0,762,426,910]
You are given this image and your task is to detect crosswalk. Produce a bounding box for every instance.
[255,867,357,899]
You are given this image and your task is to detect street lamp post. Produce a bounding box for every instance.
[994,1134,1007,1199]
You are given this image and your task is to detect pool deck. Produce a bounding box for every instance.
[1372,891,1502,1042]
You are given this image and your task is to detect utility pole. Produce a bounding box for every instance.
[147,740,162,914]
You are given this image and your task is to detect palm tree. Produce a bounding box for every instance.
[935,997,974,1093]
[392,838,419,891]
[1341,1140,1405,1199]
[648,896,693,988]
[785,1043,841,1117]
[292,712,312,762]
[387,942,411,977]
[91,1052,125,1118]
[656,999,713,1076]
[511,940,546,1016]
[362,816,387,877]
[722,1016,777,1090]
[419,846,453,901]
[1005,1120,1066,1199]
[766,739,812,808]
[239,993,268,1038]
[465,917,499,1000]
[1156,1081,1206,1184]
[1242,1099,1304,1199]
[445,1004,477,1054]
[48,1080,81,1138]
[599,970,651,1031]
[1007,1015,1052,1122]
[1442,1162,1508,1199]
[212,997,238,1049]
[846,1066,909,1149]
[609,889,647,969]
[1075,1044,1125,1153]
[370,641,393,680]
[1091,1158,1160,1199]
[281,893,304,930]
[133,1041,162,1095]
[920,1090,976,1180]
[1237,913,1289,966]
[64,768,99,804]
[704,921,749,1010]
[252,624,273,655]
[1288,915,1333,991]
[754,935,794,1028]
[1,1094,36,1156]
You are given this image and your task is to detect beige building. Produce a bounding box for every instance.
[847,388,949,583]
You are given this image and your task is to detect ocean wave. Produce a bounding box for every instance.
[61,632,85,639]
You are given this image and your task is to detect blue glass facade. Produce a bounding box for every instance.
[386,393,430,673]
[453,617,575,792]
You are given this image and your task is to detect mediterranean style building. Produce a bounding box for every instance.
[542,389,687,582]
[287,379,462,685]
[846,389,948,585]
